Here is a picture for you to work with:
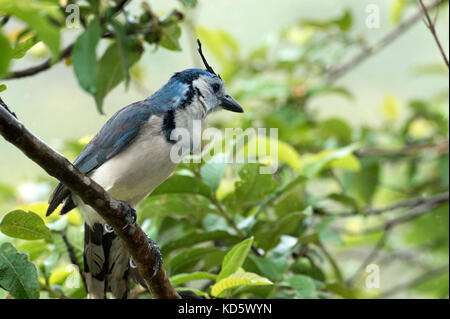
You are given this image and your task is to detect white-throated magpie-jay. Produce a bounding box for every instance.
[46,41,243,298]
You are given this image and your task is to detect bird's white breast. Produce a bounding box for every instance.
[89,115,178,207]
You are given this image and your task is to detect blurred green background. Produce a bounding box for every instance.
[0,0,448,299]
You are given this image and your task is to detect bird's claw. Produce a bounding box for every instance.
[128,236,162,279]
[118,200,137,230]
[147,236,162,279]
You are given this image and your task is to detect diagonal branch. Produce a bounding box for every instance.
[2,0,131,80]
[418,0,449,68]
[379,264,449,298]
[327,0,445,83]
[322,192,449,219]
[0,100,180,299]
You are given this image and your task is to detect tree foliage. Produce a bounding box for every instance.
[0,0,449,299]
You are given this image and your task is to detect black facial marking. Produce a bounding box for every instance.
[162,110,176,144]
[195,87,203,98]
[179,84,195,109]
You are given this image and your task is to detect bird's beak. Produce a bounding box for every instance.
[221,95,244,113]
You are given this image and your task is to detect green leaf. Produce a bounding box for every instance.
[327,193,361,213]
[111,20,132,87]
[177,0,197,7]
[73,17,101,94]
[244,255,288,282]
[0,242,39,299]
[15,240,47,261]
[93,39,143,113]
[161,229,240,255]
[326,282,357,298]
[217,237,253,281]
[151,175,212,197]
[140,194,216,220]
[200,154,228,191]
[65,226,84,270]
[300,144,360,177]
[0,84,6,92]
[254,212,306,251]
[212,270,272,297]
[390,0,408,24]
[0,210,52,241]
[342,158,380,204]
[0,31,12,76]
[12,37,38,59]
[159,24,182,51]
[240,136,302,173]
[285,274,316,298]
[300,9,353,32]
[317,118,352,144]
[168,247,220,275]
[0,0,61,60]
[170,271,217,286]
[335,10,353,31]
[235,163,278,204]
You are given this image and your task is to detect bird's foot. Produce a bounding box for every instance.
[129,235,162,279]
[118,200,137,229]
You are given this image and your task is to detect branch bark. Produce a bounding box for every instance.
[0,100,180,299]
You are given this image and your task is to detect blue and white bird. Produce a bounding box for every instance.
[46,41,243,299]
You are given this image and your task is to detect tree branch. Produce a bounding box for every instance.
[356,140,449,157]
[0,100,180,299]
[4,44,74,80]
[323,192,449,219]
[418,0,449,68]
[379,264,449,298]
[347,228,391,286]
[327,0,445,83]
[2,0,132,80]
[61,231,87,290]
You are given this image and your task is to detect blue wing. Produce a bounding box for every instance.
[47,100,153,216]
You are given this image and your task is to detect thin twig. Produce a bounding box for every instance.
[418,0,449,68]
[61,231,87,290]
[4,44,73,80]
[2,0,131,80]
[318,241,344,283]
[356,140,449,157]
[353,196,447,234]
[328,0,445,82]
[323,192,449,219]
[379,264,449,298]
[347,228,391,286]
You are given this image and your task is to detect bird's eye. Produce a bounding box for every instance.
[212,83,220,92]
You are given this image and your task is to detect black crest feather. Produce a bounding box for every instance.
[197,39,221,79]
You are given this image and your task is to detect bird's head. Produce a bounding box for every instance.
[150,40,243,116]
[170,68,243,114]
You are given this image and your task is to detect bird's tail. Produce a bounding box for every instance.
[84,221,130,299]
